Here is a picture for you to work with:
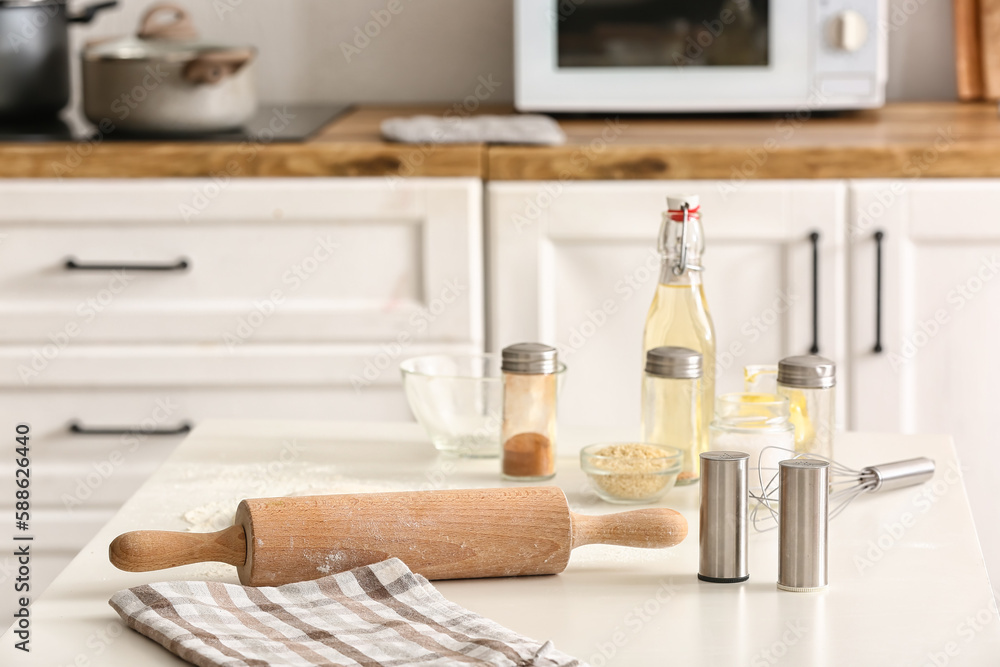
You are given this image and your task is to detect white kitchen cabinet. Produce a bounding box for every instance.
[488,180,847,428]
[0,178,482,345]
[849,179,1000,582]
[0,177,484,604]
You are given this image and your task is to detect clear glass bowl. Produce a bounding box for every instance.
[580,442,684,504]
[400,353,566,458]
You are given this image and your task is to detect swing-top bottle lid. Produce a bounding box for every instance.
[667,195,700,211]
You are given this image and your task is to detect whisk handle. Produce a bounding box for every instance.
[862,457,936,492]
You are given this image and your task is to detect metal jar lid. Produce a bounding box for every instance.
[645,346,702,379]
[777,355,836,389]
[501,343,558,374]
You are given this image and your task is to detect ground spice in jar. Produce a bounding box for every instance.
[502,432,554,478]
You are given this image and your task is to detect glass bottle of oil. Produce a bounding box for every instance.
[642,195,716,474]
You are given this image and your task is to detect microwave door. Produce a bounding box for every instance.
[515,0,884,112]
[556,0,770,69]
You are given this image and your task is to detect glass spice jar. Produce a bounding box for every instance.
[777,355,836,460]
[641,346,703,484]
[501,343,558,481]
[709,392,795,500]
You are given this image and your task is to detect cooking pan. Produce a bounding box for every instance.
[82,3,256,134]
[0,0,117,118]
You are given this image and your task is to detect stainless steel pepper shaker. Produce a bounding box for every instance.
[777,458,829,592]
[698,451,749,583]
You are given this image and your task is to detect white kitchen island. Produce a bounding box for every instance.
[2,421,998,666]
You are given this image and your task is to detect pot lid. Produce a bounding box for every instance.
[82,3,254,62]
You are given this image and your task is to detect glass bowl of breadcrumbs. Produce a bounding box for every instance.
[581,442,684,504]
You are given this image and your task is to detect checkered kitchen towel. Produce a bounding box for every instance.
[109,557,585,667]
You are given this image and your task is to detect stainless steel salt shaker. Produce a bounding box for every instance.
[777,458,829,592]
[698,451,749,583]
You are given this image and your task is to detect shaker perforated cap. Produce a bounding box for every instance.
[666,195,700,210]
[645,346,702,379]
[778,355,836,389]
[501,343,558,374]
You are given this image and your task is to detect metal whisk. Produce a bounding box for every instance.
[748,447,936,532]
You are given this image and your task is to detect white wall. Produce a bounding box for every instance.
[69,0,956,107]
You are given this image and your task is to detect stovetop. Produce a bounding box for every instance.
[0,104,350,143]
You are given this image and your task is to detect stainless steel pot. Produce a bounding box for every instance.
[0,0,116,118]
[82,3,256,134]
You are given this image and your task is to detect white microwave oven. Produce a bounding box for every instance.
[515,0,887,113]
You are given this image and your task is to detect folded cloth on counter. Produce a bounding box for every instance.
[109,557,586,667]
[381,114,566,145]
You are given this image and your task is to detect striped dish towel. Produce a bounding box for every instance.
[109,557,585,667]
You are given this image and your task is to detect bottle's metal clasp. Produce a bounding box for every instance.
[672,203,703,276]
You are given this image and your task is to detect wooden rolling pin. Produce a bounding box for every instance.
[110,487,687,585]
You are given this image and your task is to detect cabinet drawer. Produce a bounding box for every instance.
[0,336,470,507]
[0,178,483,345]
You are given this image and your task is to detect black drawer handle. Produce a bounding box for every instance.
[809,230,820,355]
[64,257,190,272]
[873,230,885,354]
[68,421,192,436]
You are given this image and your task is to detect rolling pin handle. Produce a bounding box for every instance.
[109,525,247,572]
[570,508,688,550]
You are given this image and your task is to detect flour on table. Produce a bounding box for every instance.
[180,464,418,532]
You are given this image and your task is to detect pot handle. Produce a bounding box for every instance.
[137,3,198,41]
[183,48,255,84]
[68,0,118,24]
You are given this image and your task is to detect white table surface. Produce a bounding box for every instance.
[2,421,998,666]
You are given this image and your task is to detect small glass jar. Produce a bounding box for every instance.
[501,343,557,481]
[777,355,836,459]
[641,346,703,485]
[709,393,795,499]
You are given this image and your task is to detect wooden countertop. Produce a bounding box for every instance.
[3,103,1000,180]
[490,102,1000,180]
[0,106,485,179]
